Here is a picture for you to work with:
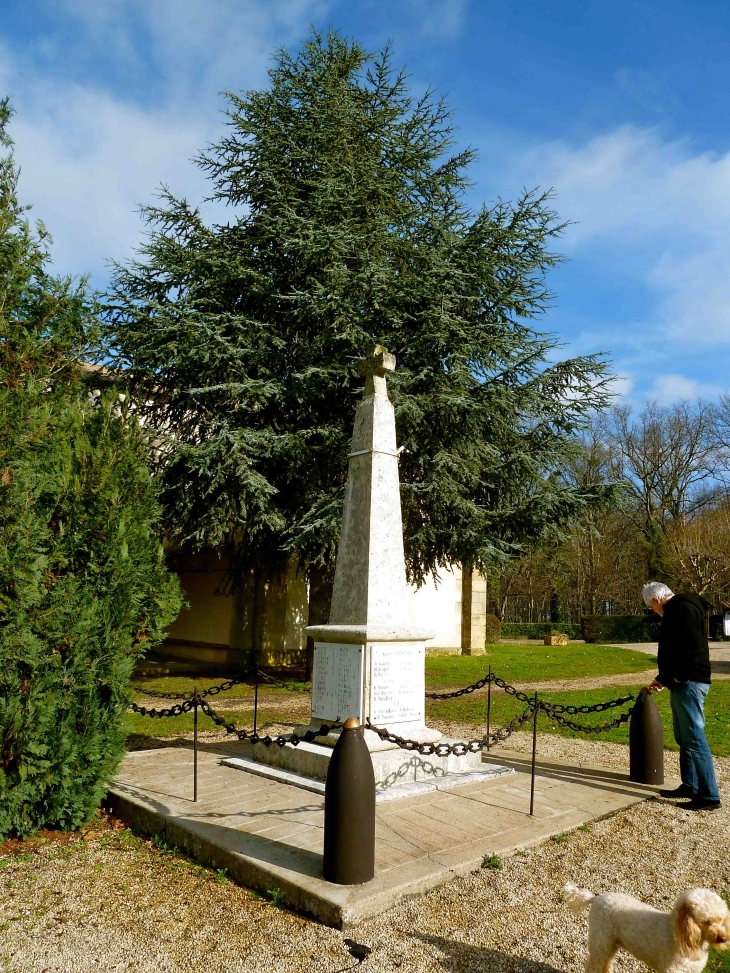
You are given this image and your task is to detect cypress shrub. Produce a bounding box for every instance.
[0,100,182,839]
[580,615,660,644]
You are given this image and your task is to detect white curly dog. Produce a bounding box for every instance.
[565,883,730,973]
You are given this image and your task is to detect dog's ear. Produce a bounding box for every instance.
[673,900,703,956]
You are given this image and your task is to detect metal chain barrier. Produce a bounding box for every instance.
[538,697,635,735]
[425,670,497,700]
[426,669,637,723]
[426,671,534,703]
[127,665,641,816]
[130,668,256,700]
[198,698,340,748]
[129,698,196,718]
[542,694,636,716]
[130,664,292,701]
[366,702,536,756]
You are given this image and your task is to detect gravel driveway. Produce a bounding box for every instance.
[2,736,728,973]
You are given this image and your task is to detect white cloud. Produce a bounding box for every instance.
[510,125,730,347]
[9,82,208,280]
[404,0,468,39]
[56,0,330,107]
[608,373,634,399]
[1,0,328,283]
[647,373,722,406]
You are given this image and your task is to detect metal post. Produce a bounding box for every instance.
[193,688,198,803]
[529,692,538,817]
[486,665,492,751]
[323,718,375,885]
[253,655,259,738]
[629,691,664,785]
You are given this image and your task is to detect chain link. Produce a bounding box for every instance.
[366,703,536,756]
[538,697,635,734]
[426,672,533,704]
[129,698,196,718]
[198,698,340,747]
[427,671,636,716]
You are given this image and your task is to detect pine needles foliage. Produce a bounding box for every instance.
[103,30,614,585]
[0,99,182,839]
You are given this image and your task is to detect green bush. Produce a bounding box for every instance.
[580,615,660,644]
[500,621,582,640]
[0,101,182,839]
[484,613,501,644]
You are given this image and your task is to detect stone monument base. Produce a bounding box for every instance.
[241,735,482,787]
[297,721,442,751]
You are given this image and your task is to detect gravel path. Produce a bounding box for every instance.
[3,737,728,973]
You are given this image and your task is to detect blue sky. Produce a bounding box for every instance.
[3,0,730,406]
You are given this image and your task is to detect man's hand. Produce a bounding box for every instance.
[643,679,664,693]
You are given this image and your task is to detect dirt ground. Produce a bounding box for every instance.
[2,738,728,973]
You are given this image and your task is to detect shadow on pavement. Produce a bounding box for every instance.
[411,932,566,973]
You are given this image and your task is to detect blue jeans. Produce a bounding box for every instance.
[670,682,720,802]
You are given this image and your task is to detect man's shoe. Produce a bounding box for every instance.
[659,784,695,799]
[681,798,722,811]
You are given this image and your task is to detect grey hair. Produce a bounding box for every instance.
[642,582,675,607]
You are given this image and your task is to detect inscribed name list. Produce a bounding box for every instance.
[311,642,364,722]
[370,642,424,724]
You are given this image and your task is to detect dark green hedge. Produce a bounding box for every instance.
[484,613,501,644]
[500,621,582,640]
[580,615,660,644]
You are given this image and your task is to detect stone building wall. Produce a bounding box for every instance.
[160,554,487,667]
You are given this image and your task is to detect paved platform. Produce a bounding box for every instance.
[107,741,668,929]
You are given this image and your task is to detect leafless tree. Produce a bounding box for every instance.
[663,501,730,600]
[601,399,724,537]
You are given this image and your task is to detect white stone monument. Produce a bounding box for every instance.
[305,345,439,743]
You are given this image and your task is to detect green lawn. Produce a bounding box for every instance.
[128,675,309,698]
[426,681,730,756]
[425,642,653,687]
[122,706,297,744]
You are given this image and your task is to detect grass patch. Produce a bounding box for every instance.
[122,708,295,740]
[481,854,503,870]
[267,887,286,908]
[129,675,310,698]
[708,949,730,973]
[426,681,730,756]
[425,643,652,688]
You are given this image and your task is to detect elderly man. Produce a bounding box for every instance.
[643,582,721,810]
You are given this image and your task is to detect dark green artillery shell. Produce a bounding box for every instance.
[629,692,665,785]
[323,725,375,885]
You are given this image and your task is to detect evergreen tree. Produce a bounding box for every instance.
[103,31,613,589]
[0,99,182,838]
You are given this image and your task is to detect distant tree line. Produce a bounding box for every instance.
[490,397,730,622]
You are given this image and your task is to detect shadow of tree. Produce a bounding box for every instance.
[411,932,568,973]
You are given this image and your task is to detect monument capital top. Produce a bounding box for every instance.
[357,345,395,395]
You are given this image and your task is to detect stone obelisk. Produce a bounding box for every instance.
[305,346,439,744]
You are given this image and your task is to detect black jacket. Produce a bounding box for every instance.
[656,592,712,688]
